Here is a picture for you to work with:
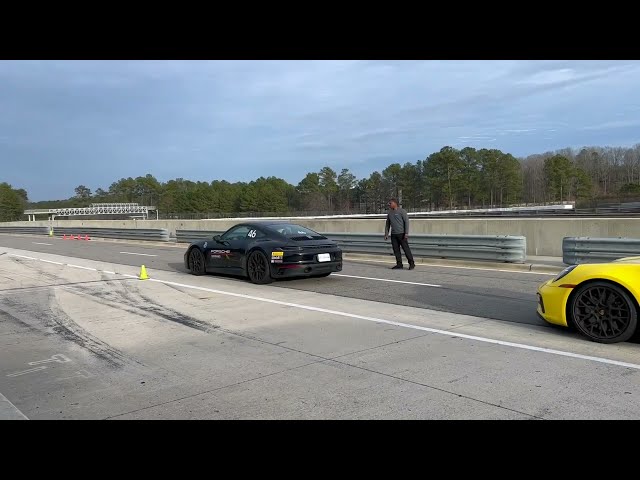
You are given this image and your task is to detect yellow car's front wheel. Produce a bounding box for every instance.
[569,281,638,344]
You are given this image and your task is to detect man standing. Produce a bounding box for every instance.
[384,198,415,270]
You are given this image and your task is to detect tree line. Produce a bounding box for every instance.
[0,183,28,222]
[7,143,640,221]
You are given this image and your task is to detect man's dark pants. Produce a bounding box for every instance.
[391,233,415,266]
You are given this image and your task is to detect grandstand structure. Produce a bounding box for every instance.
[24,203,157,221]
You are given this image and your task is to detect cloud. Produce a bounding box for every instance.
[1,60,639,200]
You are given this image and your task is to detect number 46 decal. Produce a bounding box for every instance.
[247,229,257,238]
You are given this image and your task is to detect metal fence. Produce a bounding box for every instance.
[1,225,527,263]
[563,237,640,265]
[176,230,224,243]
[0,226,49,235]
[176,230,527,263]
[327,233,526,263]
[53,227,169,242]
[0,226,169,242]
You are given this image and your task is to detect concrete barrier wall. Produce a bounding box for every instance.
[4,218,640,257]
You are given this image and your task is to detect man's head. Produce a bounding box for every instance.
[388,198,398,209]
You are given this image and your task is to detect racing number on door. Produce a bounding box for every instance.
[247,229,257,238]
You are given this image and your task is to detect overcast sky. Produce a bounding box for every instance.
[1,60,639,201]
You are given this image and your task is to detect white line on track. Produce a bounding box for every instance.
[145,278,640,371]
[333,273,441,288]
[66,264,97,271]
[119,252,157,257]
[8,254,36,260]
[32,242,52,246]
[6,252,640,372]
[40,259,64,265]
[0,392,28,420]
[347,257,558,276]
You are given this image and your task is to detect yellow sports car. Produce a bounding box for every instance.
[537,256,640,344]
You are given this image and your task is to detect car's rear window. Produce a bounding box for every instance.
[267,224,326,240]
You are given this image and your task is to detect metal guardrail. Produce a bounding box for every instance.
[563,237,640,264]
[0,226,169,242]
[176,230,527,263]
[327,233,526,263]
[176,230,224,243]
[0,226,49,235]
[53,227,169,242]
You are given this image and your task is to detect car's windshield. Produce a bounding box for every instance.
[267,224,326,239]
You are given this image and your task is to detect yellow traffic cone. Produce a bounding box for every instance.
[49,227,54,237]
[139,265,149,280]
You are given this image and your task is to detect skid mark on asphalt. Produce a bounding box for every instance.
[63,278,220,334]
[48,289,138,368]
[2,290,134,368]
[0,278,135,295]
[0,306,42,333]
[1,259,140,368]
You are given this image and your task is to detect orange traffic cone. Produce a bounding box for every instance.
[62,234,67,240]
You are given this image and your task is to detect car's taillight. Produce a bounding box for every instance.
[281,246,303,252]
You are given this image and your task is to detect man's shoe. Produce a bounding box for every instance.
[408,264,415,270]
[391,265,403,270]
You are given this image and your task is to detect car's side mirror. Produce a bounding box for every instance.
[213,235,222,243]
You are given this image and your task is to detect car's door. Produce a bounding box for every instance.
[219,225,255,270]
[227,226,270,269]
[207,226,250,270]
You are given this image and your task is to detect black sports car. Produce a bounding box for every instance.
[183,222,343,284]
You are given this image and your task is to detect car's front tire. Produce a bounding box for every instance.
[247,250,272,285]
[570,281,637,344]
[188,248,206,276]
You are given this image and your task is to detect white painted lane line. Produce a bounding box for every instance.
[66,264,97,271]
[147,277,640,372]
[334,274,441,288]
[9,254,37,260]
[119,252,157,257]
[32,242,52,246]
[0,392,28,420]
[121,274,138,278]
[102,271,117,275]
[41,259,64,265]
[346,258,558,276]
[7,252,638,372]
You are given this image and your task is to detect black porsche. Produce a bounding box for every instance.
[183,222,343,284]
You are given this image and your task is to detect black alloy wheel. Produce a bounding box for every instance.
[247,251,272,284]
[570,281,637,344]
[189,248,206,276]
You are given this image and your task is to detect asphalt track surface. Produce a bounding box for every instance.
[2,234,640,420]
[0,234,555,327]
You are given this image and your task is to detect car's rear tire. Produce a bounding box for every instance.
[247,250,272,285]
[189,248,206,276]
[570,281,637,344]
